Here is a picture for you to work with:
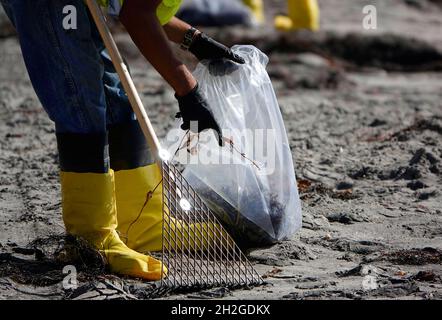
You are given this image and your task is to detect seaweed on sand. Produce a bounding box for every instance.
[0,234,106,286]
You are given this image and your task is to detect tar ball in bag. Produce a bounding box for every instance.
[168,45,302,249]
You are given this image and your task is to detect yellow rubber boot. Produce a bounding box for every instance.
[114,164,164,252]
[242,0,265,24]
[114,164,232,253]
[60,170,166,281]
[275,0,320,31]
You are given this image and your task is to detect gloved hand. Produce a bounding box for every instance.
[175,84,224,146]
[189,33,245,76]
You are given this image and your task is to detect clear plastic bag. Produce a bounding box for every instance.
[166,45,302,248]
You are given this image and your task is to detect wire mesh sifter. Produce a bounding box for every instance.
[160,160,263,289]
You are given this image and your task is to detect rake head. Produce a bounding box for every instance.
[160,160,263,290]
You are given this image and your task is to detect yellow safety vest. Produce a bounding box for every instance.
[97,0,182,25]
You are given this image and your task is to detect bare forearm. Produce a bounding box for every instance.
[120,3,195,96]
[163,17,194,44]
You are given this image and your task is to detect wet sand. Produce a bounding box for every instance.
[0,0,441,299]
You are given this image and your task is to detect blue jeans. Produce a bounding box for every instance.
[1,0,152,172]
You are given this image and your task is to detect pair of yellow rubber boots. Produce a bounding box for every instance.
[243,0,320,31]
[61,163,223,281]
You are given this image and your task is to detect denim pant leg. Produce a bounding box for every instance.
[98,40,155,171]
[1,0,110,173]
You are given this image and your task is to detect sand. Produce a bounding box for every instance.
[0,0,441,300]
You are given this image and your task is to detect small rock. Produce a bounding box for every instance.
[395,166,422,180]
[327,212,362,224]
[425,152,439,165]
[407,180,427,190]
[369,119,388,127]
[323,234,332,241]
[418,190,438,201]
[430,164,440,175]
[395,271,408,277]
[336,181,353,190]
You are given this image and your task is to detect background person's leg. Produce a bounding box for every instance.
[242,0,265,24]
[274,0,320,31]
[2,0,165,280]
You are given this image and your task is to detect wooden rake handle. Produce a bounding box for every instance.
[86,0,163,166]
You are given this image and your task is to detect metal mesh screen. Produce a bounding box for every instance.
[160,160,263,289]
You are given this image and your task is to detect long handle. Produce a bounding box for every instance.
[86,0,162,166]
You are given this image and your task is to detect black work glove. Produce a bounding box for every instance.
[175,84,224,146]
[189,33,245,76]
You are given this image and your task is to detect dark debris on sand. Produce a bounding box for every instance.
[0,235,107,287]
